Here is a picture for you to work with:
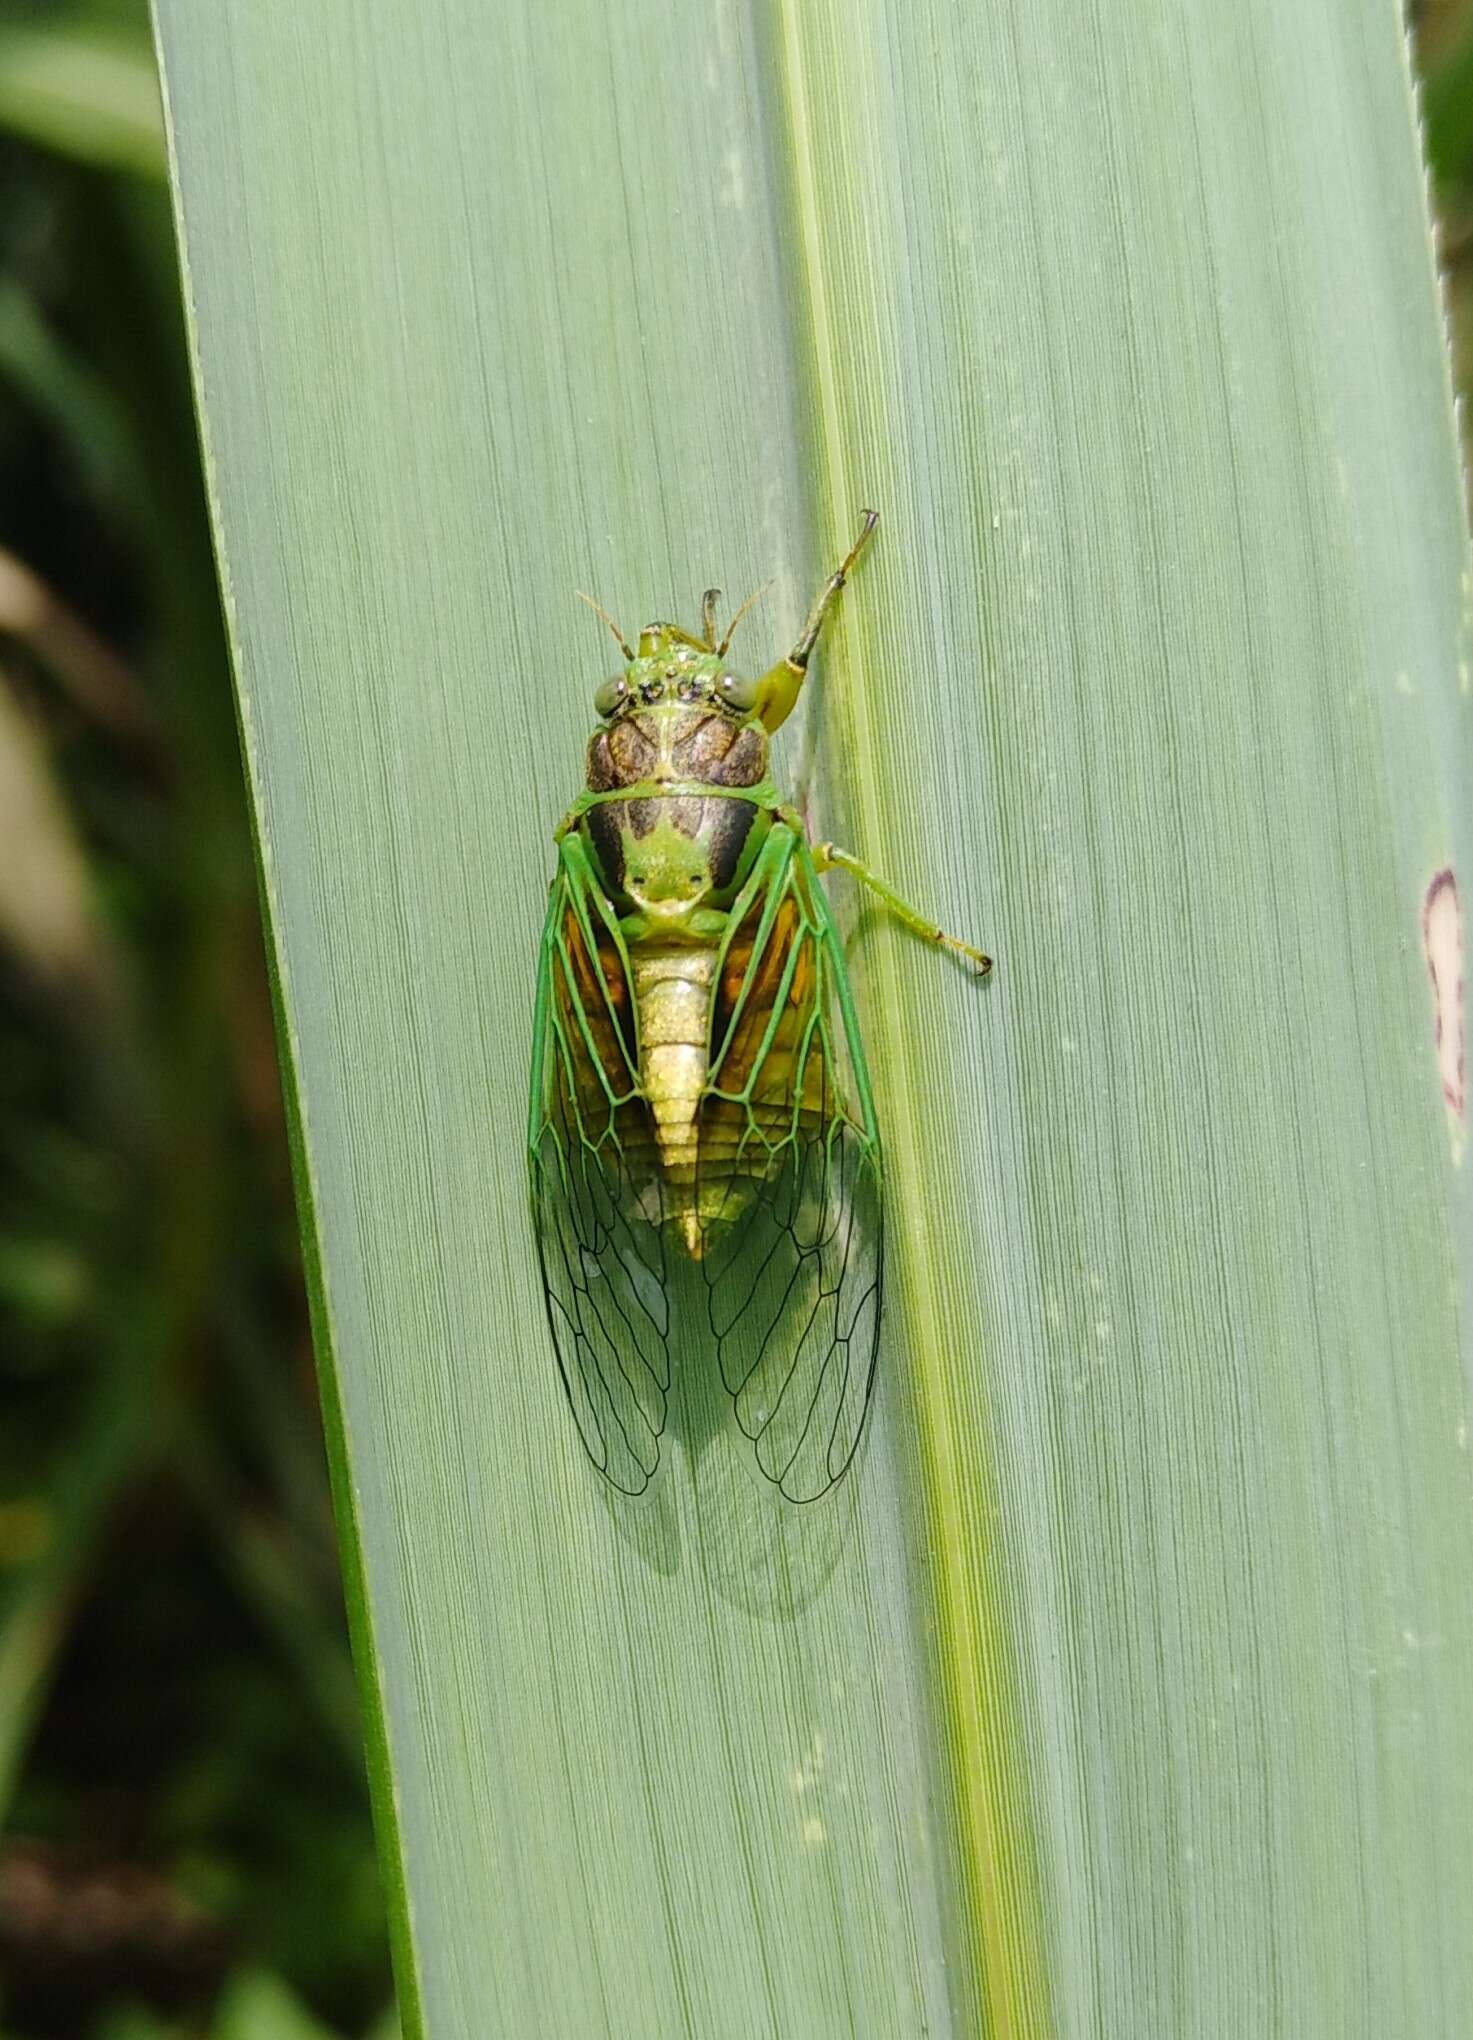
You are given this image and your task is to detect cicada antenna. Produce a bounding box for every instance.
[701,587,721,651]
[717,580,771,658]
[576,590,635,661]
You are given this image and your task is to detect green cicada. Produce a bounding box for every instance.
[529,512,990,1502]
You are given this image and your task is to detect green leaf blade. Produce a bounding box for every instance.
[153,0,1473,2033]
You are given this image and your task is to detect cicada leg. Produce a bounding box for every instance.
[809,837,993,978]
[751,509,879,734]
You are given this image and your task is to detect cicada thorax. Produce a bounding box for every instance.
[582,706,769,904]
[577,702,778,1250]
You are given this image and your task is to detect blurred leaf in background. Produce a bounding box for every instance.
[0,1,389,2034]
[1420,0,1473,438]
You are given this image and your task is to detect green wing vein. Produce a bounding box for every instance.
[697,829,884,1502]
[529,824,882,1503]
[529,841,671,1497]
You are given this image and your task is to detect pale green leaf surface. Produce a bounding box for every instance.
[154,0,1473,2034]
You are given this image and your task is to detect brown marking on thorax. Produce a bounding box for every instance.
[669,712,767,787]
[587,713,660,792]
[584,709,770,898]
[587,708,767,794]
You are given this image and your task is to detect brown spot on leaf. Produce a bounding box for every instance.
[1423,867,1465,1149]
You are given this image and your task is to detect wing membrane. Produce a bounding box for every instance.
[697,828,884,1502]
[529,837,670,1494]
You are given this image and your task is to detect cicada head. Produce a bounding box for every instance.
[577,588,766,728]
[580,603,774,908]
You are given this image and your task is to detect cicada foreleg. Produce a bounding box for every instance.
[752,509,879,735]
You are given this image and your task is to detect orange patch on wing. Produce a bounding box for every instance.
[561,908,635,1087]
[713,898,827,1128]
[716,900,796,1080]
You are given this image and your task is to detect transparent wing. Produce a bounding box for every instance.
[697,827,883,1502]
[528,839,670,1495]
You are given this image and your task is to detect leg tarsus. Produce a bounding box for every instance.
[785,508,880,676]
[811,839,993,978]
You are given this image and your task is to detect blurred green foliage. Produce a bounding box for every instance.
[0,3,390,2034]
[1420,0,1473,439]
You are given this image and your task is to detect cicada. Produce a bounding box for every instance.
[529,512,990,1502]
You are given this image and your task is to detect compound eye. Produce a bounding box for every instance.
[715,671,757,713]
[594,675,629,718]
